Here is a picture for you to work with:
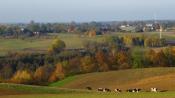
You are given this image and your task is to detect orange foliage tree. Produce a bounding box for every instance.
[117,51,130,69]
[49,63,65,82]
[11,70,33,84]
[34,66,53,84]
[95,50,109,71]
[80,56,96,73]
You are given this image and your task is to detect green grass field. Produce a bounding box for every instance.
[0,83,175,98]
[1,32,175,56]
[2,92,175,98]
[0,33,106,56]
[0,32,175,56]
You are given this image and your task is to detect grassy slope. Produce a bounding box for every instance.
[50,67,175,91]
[0,83,88,96]
[1,68,175,98]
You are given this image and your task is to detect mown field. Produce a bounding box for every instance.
[0,32,175,56]
[50,67,175,91]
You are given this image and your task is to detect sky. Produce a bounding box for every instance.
[0,0,174,23]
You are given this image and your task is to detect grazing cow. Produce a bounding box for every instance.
[98,88,104,92]
[103,88,111,92]
[151,88,158,92]
[126,89,132,92]
[127,88,141,93]
[134,88,141,93]
[86,87,92,90]
[114,89,122,93]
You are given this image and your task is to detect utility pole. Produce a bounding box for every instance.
[159,26,163,39]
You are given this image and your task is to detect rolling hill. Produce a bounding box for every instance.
[0,83,88,96]
[1,67,175,98]
[50,67,175,91]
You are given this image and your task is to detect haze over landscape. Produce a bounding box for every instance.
[0,0,175,23]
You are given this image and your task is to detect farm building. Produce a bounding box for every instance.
[119,25,137,32]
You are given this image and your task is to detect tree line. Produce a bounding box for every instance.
[0,36,173,85]
[1,20,175,37]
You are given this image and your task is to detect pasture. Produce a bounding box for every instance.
[0,32,175,56]
[2,92,175,98]
[50,67,175,91]
[0,33,105,56]
[1,68,175,98]
[0,83,175,98]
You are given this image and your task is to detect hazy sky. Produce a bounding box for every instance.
[0,0,174,23]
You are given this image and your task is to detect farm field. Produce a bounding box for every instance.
[2,92,175,98]
[50,67,175,91]
[0,32,175,56]
[1,68,175,98]
[0,33,105,56]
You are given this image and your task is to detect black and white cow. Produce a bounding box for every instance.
[103,88,111,92]
[98,88,111,92]
[114,89,122,93]
[98,88,104,92]
[127,88,141,93]
[127,89,133,92]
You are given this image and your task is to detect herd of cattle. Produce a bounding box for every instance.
[86,87,159,93]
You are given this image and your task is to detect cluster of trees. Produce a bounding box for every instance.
[1,20,175,37]
[123,36,166,47]
[144,37,166,47]
[0,36,173,85]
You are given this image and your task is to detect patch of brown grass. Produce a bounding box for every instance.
[60,68,175,91]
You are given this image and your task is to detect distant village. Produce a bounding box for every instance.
[0,20,175,38]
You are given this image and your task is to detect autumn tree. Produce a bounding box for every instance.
[154,50,167,67]
[48,38,66,54]
[117,51,130,69]
[49,63,65,82]
[11,70,33,84]
[95,50,109,71]
[145,49,156,66]
[144,37,166,47]
[164,47,175,66]
[65,57,81,75]
[80,56,96,73]
[106,49,119,70]
[34,65,53,84]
